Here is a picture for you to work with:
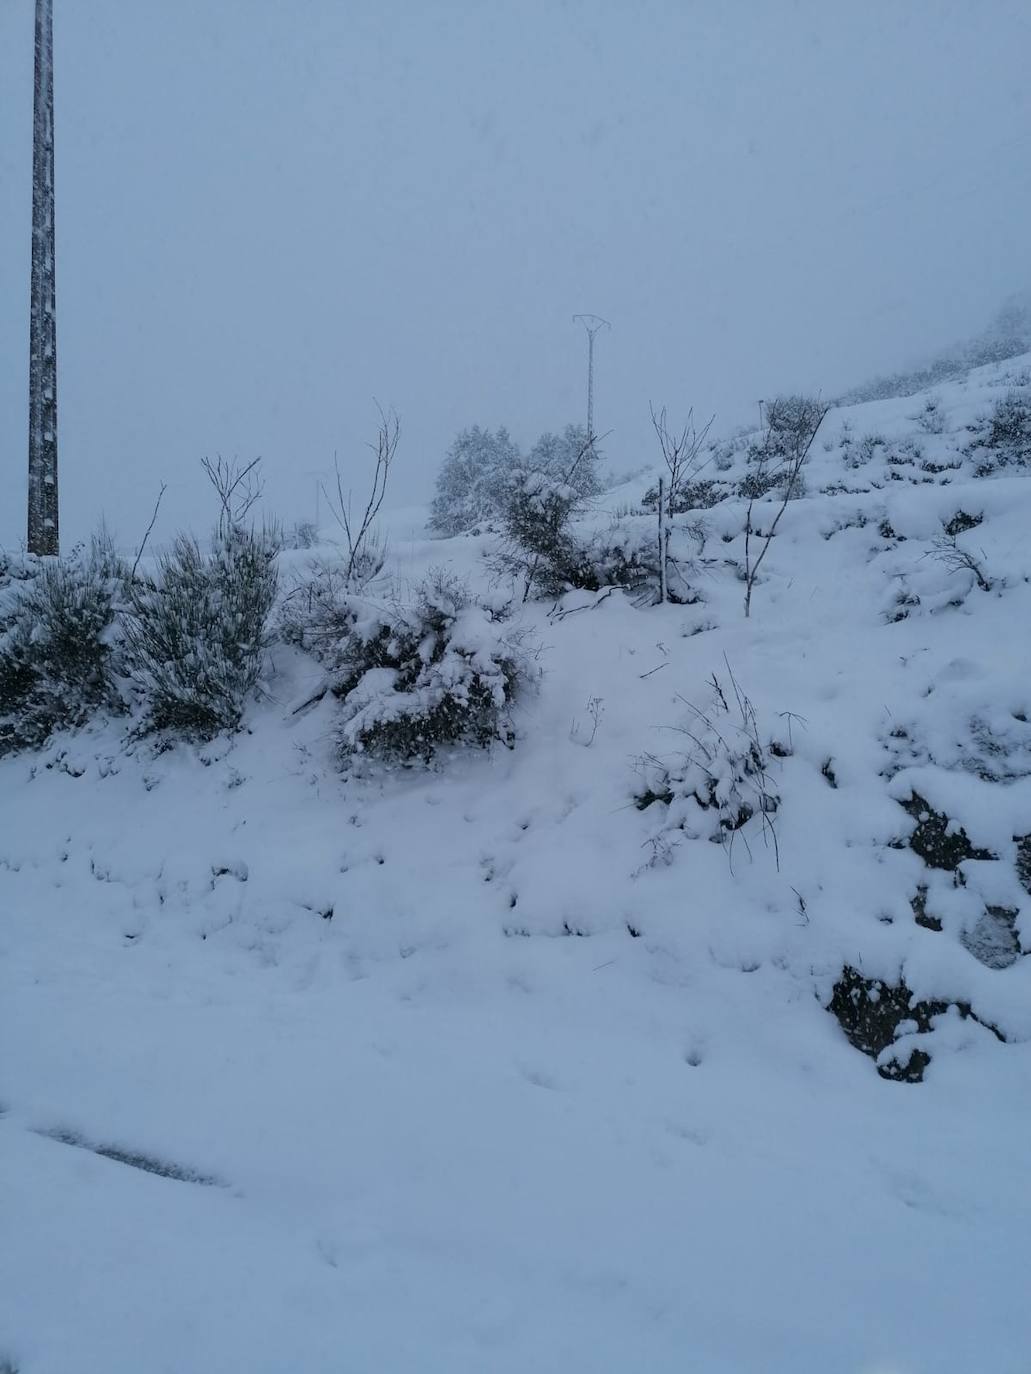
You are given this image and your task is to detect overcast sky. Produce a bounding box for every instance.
[2,0,1030,547]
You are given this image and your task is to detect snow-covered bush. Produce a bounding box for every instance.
[333,571,538,767]
[971,391,1031,472]
[762,394,826,458]
[124,525,278,738]
[283,519,318,550]
[497,468,599,599]
[636,670,780,863]
[0,533,127,755]
[587,515,702,603]
[738,464,788,500]
[278,555,360,664]
[912,394,947,434]
[428,426,521,536]
[0,548,40,593]
[641,477,724,513]
[739,394,824,499]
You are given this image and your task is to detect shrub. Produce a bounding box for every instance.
[635,669,780,863]
[972,391,1031,470]
[642,477,724,513]
[586,516,703,604]
[496,468,600,599]
[762,395,826,462]
[738,465,786,500]
[738,395,823,499]
[123,525,278,738]
[334,571,538,767]
[283,519,318,550]
[278,555,359,664]
[912,395,947,434]
[0,549,40,593]
[0,533,127,755]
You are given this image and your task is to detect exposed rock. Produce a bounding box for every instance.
[962,906,1021,969]
[943,510,983,536]
[1014,834,1031,895]
[827,965,1004,1083]
[910,884,942,932]
[899,793,994,870]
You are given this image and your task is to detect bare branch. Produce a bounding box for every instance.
[201,455,264,537]
[131,482,167,580]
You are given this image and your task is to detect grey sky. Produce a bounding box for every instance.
[2,0,1030,546]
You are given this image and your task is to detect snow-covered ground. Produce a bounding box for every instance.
[3,358,1031,1372]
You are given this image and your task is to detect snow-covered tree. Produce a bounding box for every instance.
[527,424,601,501]
[428,426,521,536]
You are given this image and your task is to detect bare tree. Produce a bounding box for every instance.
[650,404,714,602]
[743,402,828,617]
[323,405,399,589]
[650,404,715,515]
[201,455,264,536]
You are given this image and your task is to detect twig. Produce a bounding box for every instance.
[548,585,616,621]
[639,661,669,680]
[290,681,331,716]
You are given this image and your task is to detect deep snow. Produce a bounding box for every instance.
[3,357,1031,1373]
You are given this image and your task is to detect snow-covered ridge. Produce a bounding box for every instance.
[2,355,1031,1372]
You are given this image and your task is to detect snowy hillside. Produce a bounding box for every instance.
[3,356,1031,1373]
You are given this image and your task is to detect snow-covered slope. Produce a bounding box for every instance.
[3,356,1031,1373]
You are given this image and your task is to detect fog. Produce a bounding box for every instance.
[2,0,1030,547]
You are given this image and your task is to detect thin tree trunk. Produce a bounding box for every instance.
[658,476,668,603]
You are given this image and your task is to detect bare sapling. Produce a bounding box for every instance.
[743,403,828,617]
[650,404,714,603]
[323,405,399,589]
[658,476,668,604]
[201,456,264,536]
[650,403,715,513]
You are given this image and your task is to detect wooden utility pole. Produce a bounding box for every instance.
[28,0,59,556]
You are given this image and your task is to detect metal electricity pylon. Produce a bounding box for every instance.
[572,314,610,453]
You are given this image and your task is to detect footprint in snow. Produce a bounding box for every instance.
[518,1064,561,1091]
[664,1118,709,1146]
